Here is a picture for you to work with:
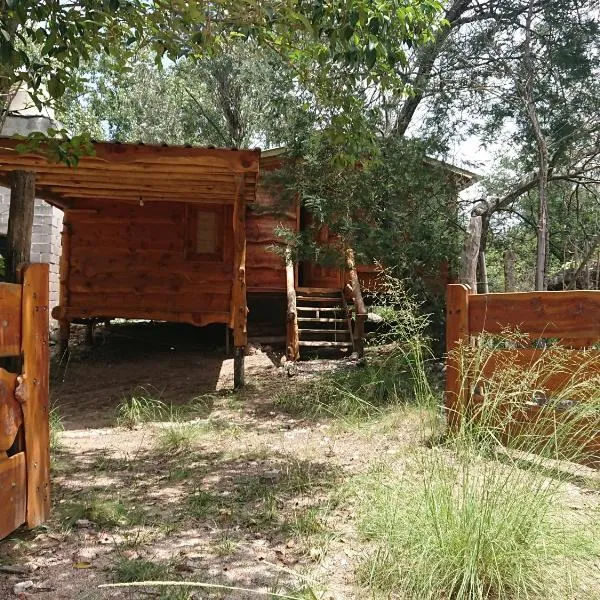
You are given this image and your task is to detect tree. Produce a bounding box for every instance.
[440,0,600,291]
[58,43,300,149]
[1,0,447,153]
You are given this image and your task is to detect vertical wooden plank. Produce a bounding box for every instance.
[21,263,50,527]
[6,170,35,284]
[445,284,470,430]
[0,453,26,539]
[58,214,71,357]
[231,176,247,389]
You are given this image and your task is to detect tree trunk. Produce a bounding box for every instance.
[522,0,549,291]
[478,251,489,293]
[461,213,481,292]
[503,250,516,292]
[6,170,35,283]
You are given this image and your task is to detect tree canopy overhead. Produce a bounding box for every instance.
[0,0,446,137]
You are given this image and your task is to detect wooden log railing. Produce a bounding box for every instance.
[345,248,367,357]
[285,248,299,361]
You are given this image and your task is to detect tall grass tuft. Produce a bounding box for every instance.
[115,386,183,428]
[49,403,64,452]
[355,335,600,600]
[368,266,434,407]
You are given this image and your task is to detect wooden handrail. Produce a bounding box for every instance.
[345,248,367,357]
[285,248,300,361]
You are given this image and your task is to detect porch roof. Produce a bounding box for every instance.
[0,137,260,208]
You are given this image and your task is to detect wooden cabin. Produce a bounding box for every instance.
[0,139,477,386]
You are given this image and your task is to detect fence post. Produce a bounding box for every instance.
[446,284,470,430]
[21,264,50,527]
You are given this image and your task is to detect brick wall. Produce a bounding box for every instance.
[0,186,63,325]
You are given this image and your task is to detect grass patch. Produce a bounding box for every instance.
[116,388,175,427]
[187,489,220,520]
[156,423,203,453]
[355,451,597,600]
[352,336,600,600]
[275,358,408,420]
[59,495,146,529]
[287,506,328,538]
[112,557,171,582]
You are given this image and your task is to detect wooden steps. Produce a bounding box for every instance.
[296,288,354,357]
[297,317,346,323]
[299,340,353,348]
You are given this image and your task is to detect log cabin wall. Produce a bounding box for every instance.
[246,167,298,292]
[63,199,233,325]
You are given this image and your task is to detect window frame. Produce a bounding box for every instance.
[185,204,225,262]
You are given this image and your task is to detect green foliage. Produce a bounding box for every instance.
[3,0,446,162]
[58,43,299,149]
[272,135,463,300]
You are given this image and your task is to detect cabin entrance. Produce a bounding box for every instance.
[0,264,50,540]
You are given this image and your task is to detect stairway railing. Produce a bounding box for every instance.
[285,248,300,361]
[345,248,367,357]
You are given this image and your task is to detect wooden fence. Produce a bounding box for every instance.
[0,264,50,539]
[445,284,600,456]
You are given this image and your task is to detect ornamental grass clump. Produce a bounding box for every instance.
[355,335,600,600]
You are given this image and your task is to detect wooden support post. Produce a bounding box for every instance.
[445,284,471,430]
[345,248,367,357]
[20,264,50,527]
[231,176,247,389]
[233,346,245,389]
[6,170,35,284]
[285,248,299,361]
[58,214,71,357]
[225,324,230,356]
[85,322,94,346]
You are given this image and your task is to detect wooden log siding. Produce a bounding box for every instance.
[245,186,298,292]
[54,200,234,327]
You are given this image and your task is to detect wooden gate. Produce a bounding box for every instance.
[445,284,600,460]
[0,264,50,539]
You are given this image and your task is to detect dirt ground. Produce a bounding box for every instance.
[0,322,420,600]
[2,322,599,599]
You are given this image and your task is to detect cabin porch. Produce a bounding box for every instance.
[0,139,260,388]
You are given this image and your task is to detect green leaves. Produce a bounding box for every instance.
[13,129,94,167]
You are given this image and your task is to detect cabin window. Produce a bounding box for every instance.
[186,205,224,261]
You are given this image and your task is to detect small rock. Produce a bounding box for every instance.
[13,581,34,595]
[75,519,93,529]
[77,547,97,562]
[367,312,384,323]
